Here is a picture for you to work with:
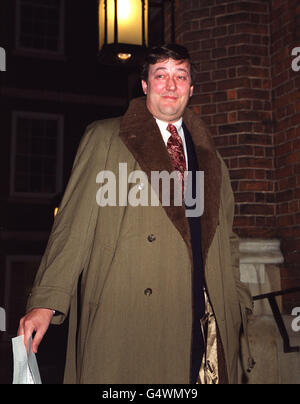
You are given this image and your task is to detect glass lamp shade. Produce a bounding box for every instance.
[99,0,148,65]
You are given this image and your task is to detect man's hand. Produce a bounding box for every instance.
[17,308,54,353]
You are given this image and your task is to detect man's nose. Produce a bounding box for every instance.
[165,76,176,91]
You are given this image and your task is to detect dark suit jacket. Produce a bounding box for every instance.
[183,123,205,383]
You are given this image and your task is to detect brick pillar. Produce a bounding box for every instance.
[271,0,300,310]
[177,0,275,238]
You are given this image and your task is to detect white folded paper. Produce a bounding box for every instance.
[12,335,42,384]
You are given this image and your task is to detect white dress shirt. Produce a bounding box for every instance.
[155,118,189,169]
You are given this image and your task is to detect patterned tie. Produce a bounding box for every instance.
[166,123,187,201]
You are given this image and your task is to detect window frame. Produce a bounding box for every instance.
[15,0,65,58]
[10,111,64,198]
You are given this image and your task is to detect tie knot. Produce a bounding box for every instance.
[167,123,179,137]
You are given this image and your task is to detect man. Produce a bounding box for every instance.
[18,44,254,384]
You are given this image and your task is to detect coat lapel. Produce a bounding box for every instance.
[119,97,192,254]
[119,97,221,268]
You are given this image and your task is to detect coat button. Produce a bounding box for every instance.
[147,234,156,242]
[144,288,152,296]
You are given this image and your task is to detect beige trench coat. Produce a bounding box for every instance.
[26,97,253,384]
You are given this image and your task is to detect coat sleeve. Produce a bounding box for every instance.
[219,154,254,315]
[26,121,109,324]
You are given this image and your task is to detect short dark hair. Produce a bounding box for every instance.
[141,43,196,84]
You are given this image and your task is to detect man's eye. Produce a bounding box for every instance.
[178,75,188,81]
[155,74,165,79]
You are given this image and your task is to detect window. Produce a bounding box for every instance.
[11,111,64,197]
[16,0,65,55]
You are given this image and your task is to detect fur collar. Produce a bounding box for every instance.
[119,96,221,268]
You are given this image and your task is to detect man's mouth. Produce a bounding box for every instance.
[161,95,178,101]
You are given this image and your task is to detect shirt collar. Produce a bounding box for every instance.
[155,117,183,133]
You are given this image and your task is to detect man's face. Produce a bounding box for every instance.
[141,58,194,123]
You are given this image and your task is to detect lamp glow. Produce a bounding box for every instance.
[99,0,148,64]
[117,52,132,61]
[118,0,132,20]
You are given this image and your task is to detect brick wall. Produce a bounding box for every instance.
[177,0,275,238]
[271,0,300,310]
[175,0,300,311]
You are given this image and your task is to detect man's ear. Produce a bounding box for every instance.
[141,80,148,95]
[189,85,194,98]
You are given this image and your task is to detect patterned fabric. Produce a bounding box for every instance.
[166,123,187,201]
[197,290,219,384]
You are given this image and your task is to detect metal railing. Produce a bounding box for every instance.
[253,287,300,353]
